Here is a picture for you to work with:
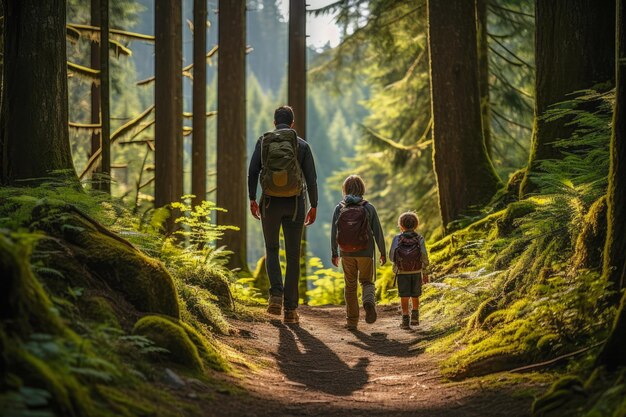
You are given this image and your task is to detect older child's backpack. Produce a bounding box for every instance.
[336,200,370,252]
[395,234,423,272]
[260,129,304,197]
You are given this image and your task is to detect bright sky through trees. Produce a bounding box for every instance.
[277,0,342,48]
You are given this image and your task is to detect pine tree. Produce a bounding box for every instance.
[154,0,183,230]
[0,0,78,184]
[192,0,207,207]
[427,0,502,228]
[216,0,248,270]
[520,0,615,195]
[597,0,626,370]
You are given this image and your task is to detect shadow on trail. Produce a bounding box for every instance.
[273,322,369,396]
[348,330,422,357]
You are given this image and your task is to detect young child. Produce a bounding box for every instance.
[389,212,430,329]
[331,175,386,330]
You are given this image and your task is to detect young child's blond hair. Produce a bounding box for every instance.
[398,212,419,231]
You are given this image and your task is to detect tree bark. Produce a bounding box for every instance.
[520,0,615,195]
[90,0,101,178]
[427,0,501,229]
[155,0,183,231]
[217,0,247,271]
[604,0,626,294]
[596,0,626,372]
[99,0,110,193]
[476,0,491,158]
[288,0,308,303]
[0,0,77,184]
[192,0,207,207]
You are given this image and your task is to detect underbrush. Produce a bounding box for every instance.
[0,184,258,416]
[414,90,618,386]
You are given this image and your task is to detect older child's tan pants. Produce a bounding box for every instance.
[341,257,375,326]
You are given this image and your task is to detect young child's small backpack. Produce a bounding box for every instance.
[395,233,423,272]
[336,200,370,252]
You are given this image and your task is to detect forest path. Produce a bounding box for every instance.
[213,305,541,417]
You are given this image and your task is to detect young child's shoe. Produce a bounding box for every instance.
[363,301,377,324]
[267,295,282,315]
[410,309,419,326]
[284,309,299,324]
[400,315,411,330]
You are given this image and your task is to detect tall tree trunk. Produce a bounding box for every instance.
[0,0,77,184]
[427,0,501,229]
[217,0,247,271]
[604,0,626,295]
[288,0,308,303]
[476,0,491,158]
[155,0,183,231]
[596,0,626,372]
[520,0,615,195]
[90,0,101,179]
[99,0,110,193]
[192,0,207,207]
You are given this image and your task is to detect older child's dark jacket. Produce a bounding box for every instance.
[330,195,386,258]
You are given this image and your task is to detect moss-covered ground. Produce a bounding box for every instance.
[0,185,260,417]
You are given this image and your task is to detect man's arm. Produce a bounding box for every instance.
[248,139,262,201]
[330,205,340,257]
[301,143,318,208]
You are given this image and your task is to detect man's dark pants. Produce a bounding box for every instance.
[260,194,305,310]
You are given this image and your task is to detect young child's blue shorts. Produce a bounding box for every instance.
[397,273,422,297]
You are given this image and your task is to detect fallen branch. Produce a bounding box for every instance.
[509,341,606,374]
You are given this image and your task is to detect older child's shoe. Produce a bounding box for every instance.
[267,295,282,315]
[400,315,411,330]
[363,301,377,324]
[411,309,419,326]
[284,309,299,324]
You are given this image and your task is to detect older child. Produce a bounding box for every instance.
[331,175,386,330]
[389,212,430,329]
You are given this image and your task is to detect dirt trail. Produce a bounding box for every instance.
[214,305,540,417]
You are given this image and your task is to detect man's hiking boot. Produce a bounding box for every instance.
[344,323,358,331]
[411,309,419,326]
[267,295,282,316]
[284,309,299,324]
[364,301,377,324]
[400,315,411,330]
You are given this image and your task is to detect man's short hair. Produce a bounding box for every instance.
[398,212,419,230]
[274,106,294,126]
[342,175,366,197]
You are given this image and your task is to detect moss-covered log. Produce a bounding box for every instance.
[572,196,607,271]
[31,204,180,318]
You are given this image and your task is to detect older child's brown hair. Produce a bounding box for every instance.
[342,175,366,197]
[398,212,419,231]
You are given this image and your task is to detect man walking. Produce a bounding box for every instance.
[248,106,318,324]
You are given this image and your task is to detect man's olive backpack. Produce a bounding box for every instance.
[395,234,423,272]
[260,129,305,197]
[336,200,370,252]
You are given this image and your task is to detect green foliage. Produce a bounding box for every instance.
[313,0,535,241]
[306,257,346,305]
[421,89,615,381]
